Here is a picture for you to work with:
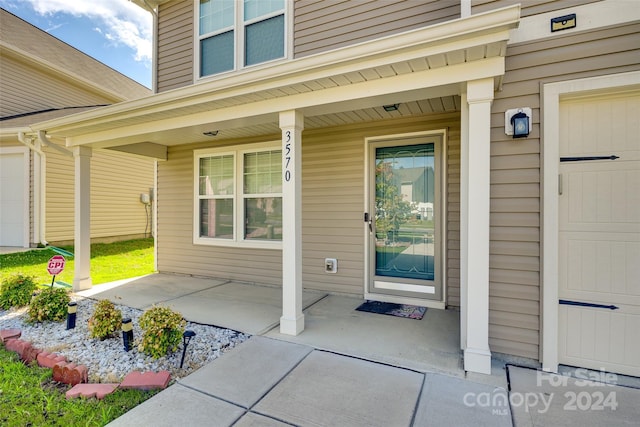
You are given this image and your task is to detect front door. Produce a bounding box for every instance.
[367,134,443,302]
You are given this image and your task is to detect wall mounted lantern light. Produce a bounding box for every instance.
[505,108,532,139]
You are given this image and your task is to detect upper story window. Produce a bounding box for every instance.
[198,0,286,78]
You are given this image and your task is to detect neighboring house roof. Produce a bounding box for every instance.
[0,8,150,123]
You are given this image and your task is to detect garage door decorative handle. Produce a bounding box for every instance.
[559,299,619,310]
[560,155,619,162]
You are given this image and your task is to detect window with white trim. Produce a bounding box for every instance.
[195,144,282,247]
[198,0,286,78]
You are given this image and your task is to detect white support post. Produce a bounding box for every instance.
[462,78,493,374]
[279,110,304,335]
[73,146,92,291]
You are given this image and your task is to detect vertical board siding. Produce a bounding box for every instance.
[157,114,461,298]
[472,0,602,17]
[487,22,640,360]
[45,147,154,243]
[294,0,460,58]
[157,0,194,93]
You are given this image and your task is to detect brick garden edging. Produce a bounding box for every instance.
[1,329,171,400]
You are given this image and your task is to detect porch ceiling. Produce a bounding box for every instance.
[28,5,519,155]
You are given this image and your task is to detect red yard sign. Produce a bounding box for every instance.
[47,255,66,275]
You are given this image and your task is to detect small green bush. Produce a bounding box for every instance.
[88,299,123,340]
[138,305,186,359]
[0,274,37,309]
[28,287,70,322]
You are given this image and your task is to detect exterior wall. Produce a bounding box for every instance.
[156,0,194,93]
[294,0,460,57]
[45,146,155,244]
[154,0,461,93]
[488,22,640,359]
[0,54,111,118]
[472,0,602,17]
[157,114,461,301]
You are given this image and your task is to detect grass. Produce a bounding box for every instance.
[0,238,157,425]
[0,238,155,287]
[0,347,158,427]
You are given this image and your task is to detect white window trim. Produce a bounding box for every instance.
[193,141,283,250]
[194,0,291,82]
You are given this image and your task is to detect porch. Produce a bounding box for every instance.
[77,273,506,386]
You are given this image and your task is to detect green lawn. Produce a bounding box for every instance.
[0,347,158,427]
[0,238,155,287]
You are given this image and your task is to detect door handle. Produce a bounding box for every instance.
[364,213,373,233]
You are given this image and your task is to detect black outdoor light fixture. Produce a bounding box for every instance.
[66,301,77,330]
[383,104,400,112]
[505,108,531,139]
[180,330,196,369]
[510,110,530,138]
[122,318,134,352]
[203,130,219,137]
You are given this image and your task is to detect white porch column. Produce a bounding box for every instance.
[279,110,304,335]
[461,78,493,374]
[73,146,92,291]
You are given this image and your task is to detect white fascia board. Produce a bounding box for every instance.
[509,0,640,45]
[65,56,504,147]
[32,5,520,136]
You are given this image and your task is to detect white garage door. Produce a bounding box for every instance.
[0,148,28,247]
[558,91,640,377]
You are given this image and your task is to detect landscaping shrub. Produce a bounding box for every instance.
[27,287,70,322]
[138,305,186,359]
[0,274,37,309]
[88,299,123,340]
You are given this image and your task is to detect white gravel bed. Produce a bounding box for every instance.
[0,296,249,383]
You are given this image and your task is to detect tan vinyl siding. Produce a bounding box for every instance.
[156,138,283,284]
[471,0,602,17]
[157,0,194,93]
[0,55,112,118]
[487,22,640,360]
[157,114,461,298]
[45,147,154,244]
[294,0,460,58]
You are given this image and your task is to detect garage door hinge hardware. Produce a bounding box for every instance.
[559,299,619,310]
[560,155,619,162]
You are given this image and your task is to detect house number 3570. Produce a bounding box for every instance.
[284,131,292,182]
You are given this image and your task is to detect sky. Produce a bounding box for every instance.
[1,0,153,88]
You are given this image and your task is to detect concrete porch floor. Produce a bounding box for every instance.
[76,273,506,386]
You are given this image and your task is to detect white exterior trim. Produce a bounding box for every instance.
[0,146,30,247]
[541,71,640,373]
[509,0,640,45]
[279,109,304,335]
[73,146,92,291]
[462,78,494,375]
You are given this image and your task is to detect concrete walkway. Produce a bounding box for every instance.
[108,336,511,427]
[76,274,638,427]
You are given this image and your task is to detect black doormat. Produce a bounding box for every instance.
[355,300,427,320]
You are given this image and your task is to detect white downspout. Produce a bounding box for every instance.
[18,132,47,246]
[37,131,73,157]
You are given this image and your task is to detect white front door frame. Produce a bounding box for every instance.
[363,130,447,309]
[541,70,640,373]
